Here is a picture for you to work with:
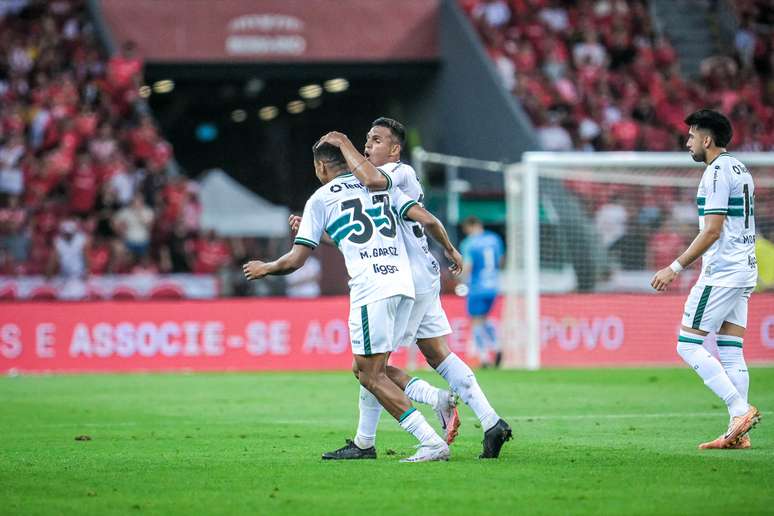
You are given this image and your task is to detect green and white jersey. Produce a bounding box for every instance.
[294,172,415,308]
[379,161,441,295]
[696,153,757,287]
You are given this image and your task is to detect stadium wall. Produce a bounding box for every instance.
[424,0,538,161]
[2,295,773,374]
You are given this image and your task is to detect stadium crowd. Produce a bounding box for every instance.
[0,0,771,295]
[463,0,774,282]
[462,0,774,152]
[0,0,240,281]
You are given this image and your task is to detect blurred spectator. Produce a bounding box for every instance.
[0,195,29,263]
[539,0,569,33]
[595,201,628,250]
[573,31,607,68]
[734,17,757,70]
[192,230,231,274]
[536,111,573,151]
[159,221,192,273]
[104,151,134,205]
[106,40,143,96]
[69,153,100,216]
[647,217,686,270]
[0,135,25,195]
[472,0,511,29]
[112,192,154,259]
[51,220,87,279]
[86,235,111,275]
[285,255,322,298]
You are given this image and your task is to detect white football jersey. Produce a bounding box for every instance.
[695,153,757,287]
[295,172,415,307]
[378,162,441,294]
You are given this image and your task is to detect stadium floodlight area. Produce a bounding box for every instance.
[413,149,774,370]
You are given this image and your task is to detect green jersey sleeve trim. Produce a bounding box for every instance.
[294,237,318,249]
[399,200,418,220]
[379,169,393,190]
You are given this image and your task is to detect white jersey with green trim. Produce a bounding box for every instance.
[378,161,441,295]
[695,153,757,287]
[294,172,415,308]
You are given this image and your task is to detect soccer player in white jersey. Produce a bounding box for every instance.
[318,118,512,459]
[244,140,452,462]
[651,109,760,449]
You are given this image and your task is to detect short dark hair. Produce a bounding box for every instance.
[684,109,732,148]
[312,140,347,167]
[372,117,406,148]
[462,216,482,227]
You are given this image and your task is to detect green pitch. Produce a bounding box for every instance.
[2,367,773,515]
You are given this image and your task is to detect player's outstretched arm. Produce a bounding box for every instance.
[243,244,313,280]
[320,131,388,190]
[405,204,463,276]
[650,214,724,291]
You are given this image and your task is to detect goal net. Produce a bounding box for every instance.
[505,152,774,369]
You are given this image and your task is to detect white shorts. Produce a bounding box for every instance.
[349,295,414,356]
[399,288,452,347]
[681,284,754,332]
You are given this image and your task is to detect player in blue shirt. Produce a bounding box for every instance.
[460,216,505,367]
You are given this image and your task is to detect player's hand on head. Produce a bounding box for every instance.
[288,214,301,233]
[445,248,464,276]
[321,131,349,148]
[650,267,677,292]
[243,260,268,281]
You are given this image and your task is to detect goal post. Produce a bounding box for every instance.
[411,148,774,370]
[505,152,774,369]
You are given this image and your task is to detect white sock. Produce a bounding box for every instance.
[436,352,500,431]
[398,407,445,447]
[354,385,382,449]
[404,377,441,408]
[716,336,749,403]
[676,330,748,417]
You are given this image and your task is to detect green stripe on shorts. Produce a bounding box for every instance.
[691,286,712,330]
[361,305,371,355]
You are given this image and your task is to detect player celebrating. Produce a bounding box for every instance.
[460,216,505,367]
[319,118,511,459]
[244,140,453,462]
[651,109,760,449]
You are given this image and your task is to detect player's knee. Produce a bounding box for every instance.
[351,360,360,380]
[358,370,385,393]
[425,351,449,369]
[676,341,699,363]
[418,339,450,369]
[385,365,401,384]
[357,371,373,391]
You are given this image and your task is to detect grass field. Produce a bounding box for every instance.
[1,367,773,515]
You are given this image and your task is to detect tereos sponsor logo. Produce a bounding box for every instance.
[225,14,306,56]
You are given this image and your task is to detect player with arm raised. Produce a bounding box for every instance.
[650,109,760,449]
[316,118,511,459]
[244,140,450,462]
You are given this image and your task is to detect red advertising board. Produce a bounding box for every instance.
[1,294,773,374]
[99,0,439,63]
